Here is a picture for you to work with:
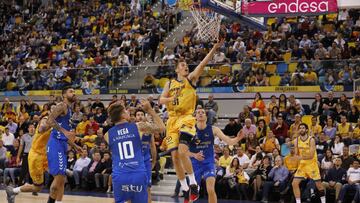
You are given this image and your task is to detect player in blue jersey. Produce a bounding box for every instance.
[189,108,244,203]
[105,100,165,203]
[135,109,157,203]
[45,87,78,203]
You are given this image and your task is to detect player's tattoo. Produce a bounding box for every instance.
[46,102,67,131]
[138,121,161,134]
[38,118,49,133]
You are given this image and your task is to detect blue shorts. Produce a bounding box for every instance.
[113,172,148,203]
[192,162,216,184]
[145,160,152,187]
[47,137,67,176]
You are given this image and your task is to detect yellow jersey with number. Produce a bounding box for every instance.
[295,135,321,179]
[297,135,317,162]
[30,126,52,155]
[167,78,196,117]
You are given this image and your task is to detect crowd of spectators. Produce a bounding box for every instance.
[0,0,180,92]
[0,91,360,202]
[144,9,360,89]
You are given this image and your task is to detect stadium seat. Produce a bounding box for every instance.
[200,76,212,87]
[158,78,169,88]
[269,75,281,86]
[232,64,242,72]
[265,64,277,74]
[267,18,276,26]
[208,68,218,77]
[153,79,159,87]
[348,42,356,48]
[283,52,291,64]
[6,82,16,90]
[301,115,313,127]
[288,63,298,73]
[277,63,288,74]
[219,65,231,75]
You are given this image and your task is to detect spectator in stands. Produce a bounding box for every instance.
[246,132,259,155]
[2,127,15,153]
[321,149,334,176]
[338,159,360,203]
[261,156,289,203]
[205,94,219,113]
[352,119,360,144]
[324,117,337,140]
[322,157,347,201]
[272,114,288,144]
[303,67,318,85]
[233,147,250,169]
[251,92,266,116]
[288,114,302,139]
[92,97,105,110]
[278,94,288,113]
[284,144,299,173]
[223,118,242,137]
[341,146,355,170]
[351,91,360,110]
[72,150,91,190]
[3,139,20,186]
[317,132,330,161]
[95,151,112,191]
[129,94,140,107]
[261,130,280,154]
[336,114,353,145]
[219,147,232,169]
[331,135,345,157]
[256,119,270,140]
[0,140,6,169]
[311,93,324,116]
[238,106,255,125]
[310,116,322,138]
[242,118,257,138]
[265,95,276,112]
[288,95,303,115]
[252,156,272,201]
[269,106,280,128]
[323,91,338,116]
[6,118,18,135]
[235,165,250,200]
[348,106,359,123]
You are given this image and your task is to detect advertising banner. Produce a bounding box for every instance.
[241,0,338,17]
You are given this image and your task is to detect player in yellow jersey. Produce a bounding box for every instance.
[5,114,52,203]
[159,40,223,203]
[292,123,326,203]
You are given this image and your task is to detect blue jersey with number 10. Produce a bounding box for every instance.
[108,122,146,175]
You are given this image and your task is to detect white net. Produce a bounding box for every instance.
[189,3,222,41]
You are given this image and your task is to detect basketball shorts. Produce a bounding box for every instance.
[113,172,148,203]
[294,161,321,181]
[192,161,216,184]
[47,137,67,176]
[165,114,196,150]
[28,150,48,186]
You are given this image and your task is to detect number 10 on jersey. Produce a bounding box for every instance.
[118,141,135,160]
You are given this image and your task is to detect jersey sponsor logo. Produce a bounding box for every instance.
[121,184,143,192]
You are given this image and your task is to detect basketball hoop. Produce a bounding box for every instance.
[189,2,222,41]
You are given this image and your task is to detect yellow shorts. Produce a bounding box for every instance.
[28,150,48,185]
[165,114,196,151]
[294,161,321,181]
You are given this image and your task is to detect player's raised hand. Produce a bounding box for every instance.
[140,99,152,112]
[214,38,225,49]
[64,130,76,142]
[74,144,83,154]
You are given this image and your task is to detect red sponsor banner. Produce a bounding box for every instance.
[241,0,338,17]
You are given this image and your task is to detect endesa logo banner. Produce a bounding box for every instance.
[241,0,338,16]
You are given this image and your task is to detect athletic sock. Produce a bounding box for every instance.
[296,198,301,203]
[188,173,197,185]
[13,187,21,193]
[55,201,62,203]
[47,197,55,203]
[179,178,189,191]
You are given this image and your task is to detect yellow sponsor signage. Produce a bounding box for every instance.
[109,89,129,94]
[243,86,343,93]
[26,89,100,96]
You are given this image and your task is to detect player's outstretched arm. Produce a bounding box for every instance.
[213,126,244,146]
[188,39,224,84]
[38,117,50,133]
[46,102,76,142]
[138,99,166,134]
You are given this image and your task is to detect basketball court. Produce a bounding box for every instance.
[0,189,251,203]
